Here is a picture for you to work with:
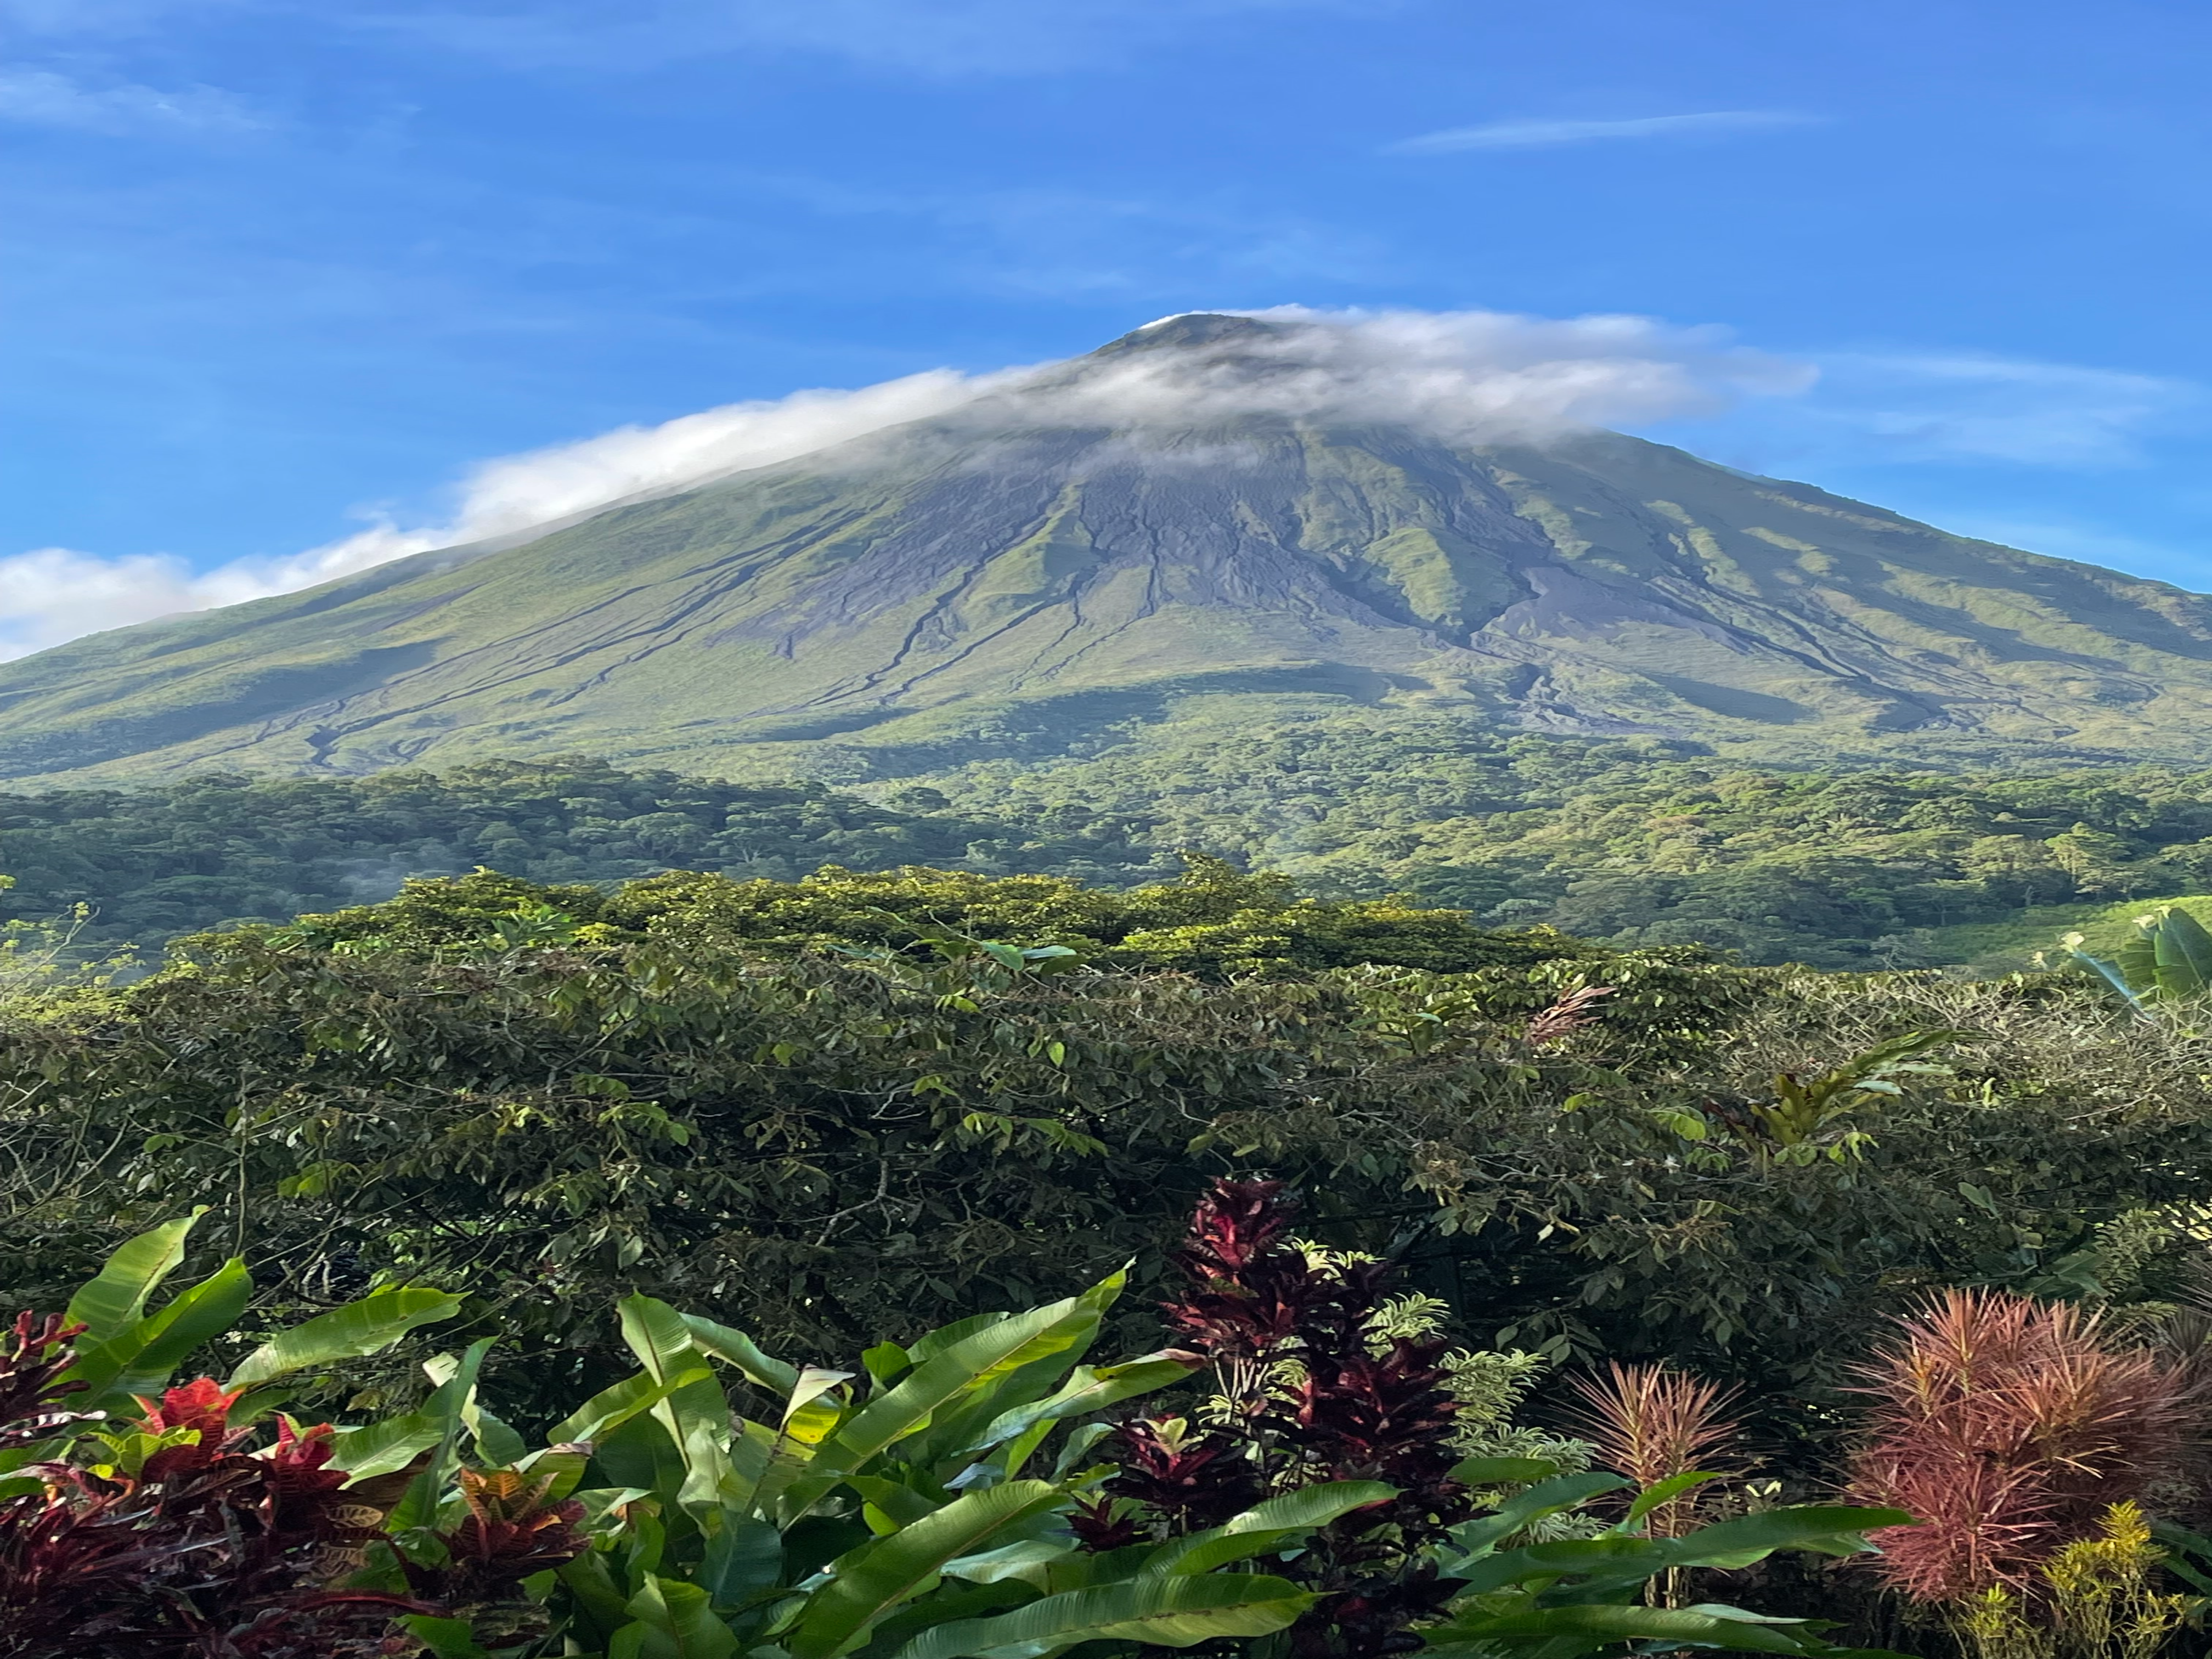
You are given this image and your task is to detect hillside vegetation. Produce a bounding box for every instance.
[8,833,2212,1658]
[15,738,2212,973]
[6,861,2205,1441]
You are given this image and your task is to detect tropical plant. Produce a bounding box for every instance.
[1954,1503,2189,1659]
[404,1266,1384,1659]
[1558,1359,1750,1607]
[1074,1181,1912,1659]
[0,1216,487,1657]
[2064,906,2212,1014]
[1695,1030,1963,1166]
[0,1207,464,1471]
[1846,1289,2193,1650]
[1419,1479,1915,1658]
[0,1217,1396,1659]
[1079,1179,1481,1659]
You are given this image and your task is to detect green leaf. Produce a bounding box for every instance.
[812,1273,1122,1475]
[398,1616,498,1659]
[617,1295,744,1519]
[549,1364,714,1449]
[966,1355,1199,1457]
[1619,1470,1724,1531]
[63,1211,204,1346]
[890,1571,1314,1659]
[227,1288,465,1389]
[1653,1505,1911,1568]
[1142,1481,1398,1577]
[385,1339,494,1535]
[1440,1472,1629,1560]
[1444,1455,1561,1487]
[1448,1533,1675,1595]
[2152,906,2212,998]
[786,1479,1067,1659]
[329,1408,449,1480]
[68,1258,253,1410]
[1434,1601,1900,1656]
[681,1313,802,1395]
[611,1574,740,1659]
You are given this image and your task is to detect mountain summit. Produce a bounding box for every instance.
[9,314,2212,781]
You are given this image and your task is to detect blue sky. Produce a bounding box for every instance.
[5,0,2211,648]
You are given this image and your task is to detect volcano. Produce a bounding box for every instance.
[8,312,2212,781]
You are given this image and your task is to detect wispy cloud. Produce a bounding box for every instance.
[1792,352,2198,468]
[295,0,1392,77]
[1387,110,1819,155]
[0,66,263,134]
[0,368,1011,659]
[0,305,1808,656]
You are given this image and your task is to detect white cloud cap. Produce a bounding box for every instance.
[0,304,1813,658]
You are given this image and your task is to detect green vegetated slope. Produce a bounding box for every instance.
[912,709,2212,971]
[16,742,2212,974]
[11,855,2212,1446]
[7,314,2212,784]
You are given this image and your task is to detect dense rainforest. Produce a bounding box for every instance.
[10,721,2212,974]
[7,856,2212,1657]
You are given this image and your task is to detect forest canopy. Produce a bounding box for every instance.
[9,721,2212,971]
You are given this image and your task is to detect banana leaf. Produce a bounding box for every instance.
[890,1571,1316,1659]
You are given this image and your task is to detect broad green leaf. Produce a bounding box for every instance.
[1446,1455,1561,1487]
[814,1274,1121,1476]
[68,1259,253,1410]
[698,1515,785,1603]
[891,1571,1314,1659]
[1142,1481,1397,1578]
[966,1355,1200,1457]
[1449,1533,1675,1595]
[1618,1469,1724,1531]
[227,1287,464,1389]
[611,1574,740,1659]
[558,1550,637,1640]
[785,1367,856,1427]
[619,1295,701,1387]
[940,1534,1076,1587]
[905,1311,1013,1363]
[63,1211,204,1345]
[549,1365,713,1448]
[330,1408,449,1480]
[786,1479,1066,1659]
[385,1339,493,1535]
[463,1393,529,1469]
[2152,907,2212,998]
[1653,1505,1910,1568]
[1440,1472,1629,1560]
[681,1313,801,1395]
[1435,1601,1901,1656]
[618,1295,742,1520]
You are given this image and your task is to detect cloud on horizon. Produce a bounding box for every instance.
[1387,110,1819,155]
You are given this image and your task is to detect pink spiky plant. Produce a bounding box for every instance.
[1847,1288,2193,1604]
[1561,1361,1748,1539]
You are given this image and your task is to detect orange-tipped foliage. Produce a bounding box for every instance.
[1562,1361,1746,1533]
[1848,1288,2192,1604]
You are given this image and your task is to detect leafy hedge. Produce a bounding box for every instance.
[5,866,2209,1456]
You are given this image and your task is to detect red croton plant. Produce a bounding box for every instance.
[0,1310,585,1659]
[1081,1179,1474,1659]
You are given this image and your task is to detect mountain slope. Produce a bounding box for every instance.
[8,313,2212,782]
